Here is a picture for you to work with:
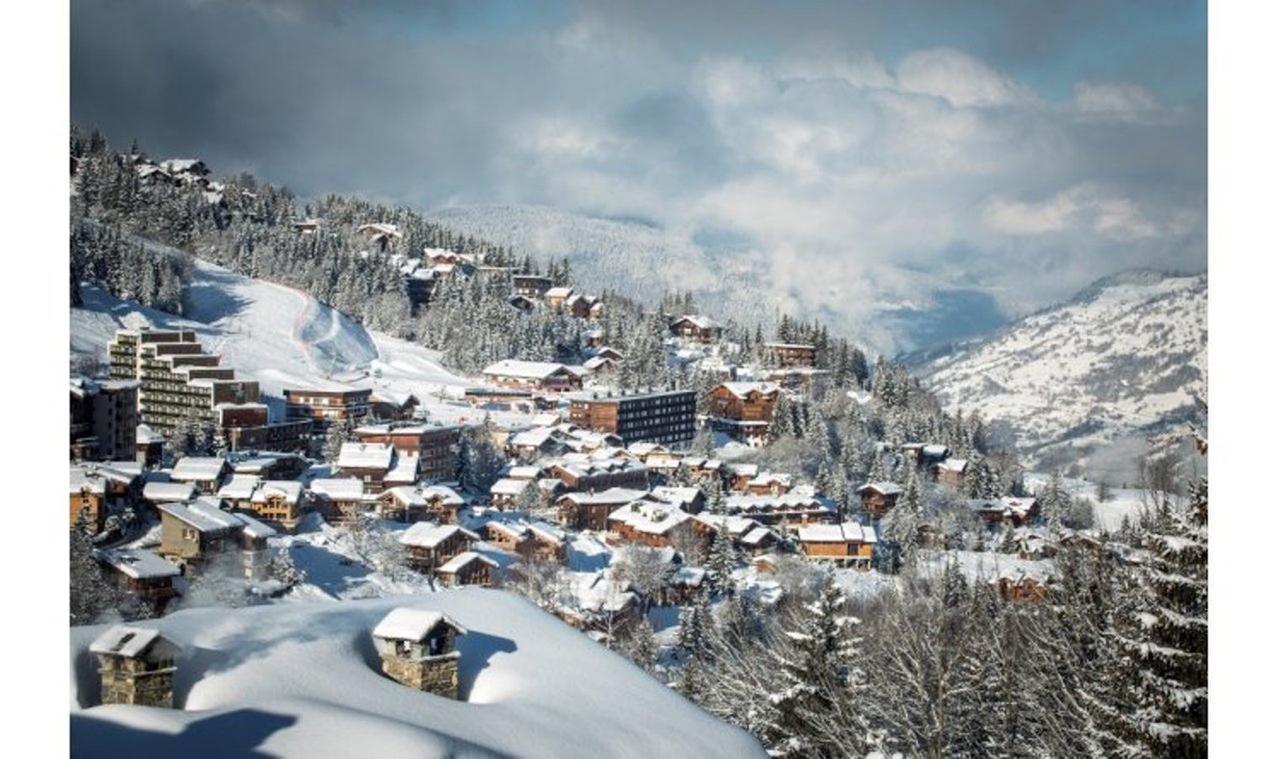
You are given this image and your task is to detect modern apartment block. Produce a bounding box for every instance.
[108,328,260,436]
[353,423,462,482]
[70,376,139,461]
[567,388,697,447]
[283,387,373,428]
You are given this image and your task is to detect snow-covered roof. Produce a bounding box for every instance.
[142,481,197,503]
[741,526,775,546]
[725,493,834,516]
[510,426,558,447]
[922,444,950,458]
[95,547,180,580]
[798,522,877,544]
[437,551,498,574]
[252,480,303,505]
[937,458,969,473]
[381,486,427,508]
[856,482,903,496]
[627,442,668,457]
[505,465,542,480]
[649,486,703,507]
[556,487,650,506]
[719,381,780,399]
[217,474,261,501]
[135,424,164,444]
[170,456,228,483]
[491,478,531,497]
[337,442,394,470]
[725,462,760,477]
[372,607,466,642]
[309,478,366,500]
[608,500,692,535]
[421,484,465,505]
[89,625,177,659]
[671,314,720,329]
[693,513,761,536]
[385,452,420,484]
[233,511,277,539]
[545,286,574,298]
[161,499,242,533]
[70,463,139,494]
[400,522,477,549]
[748,472,793,488]
[482,360,571,380]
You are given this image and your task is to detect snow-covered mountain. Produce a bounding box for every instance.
[70,590,764,758]
[917,270,1207,475]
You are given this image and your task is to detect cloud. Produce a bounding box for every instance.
[71,0,1206,349]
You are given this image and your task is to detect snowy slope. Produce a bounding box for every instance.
[919,271,1207,469]
[70,590,765,758]
[71,259,528,427]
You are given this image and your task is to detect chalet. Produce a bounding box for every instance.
[740,524,781,555]
[606,500,700,549]
[797,522,877,569]
[582,354,618,377]
[627,443,683,473]
[746,472,793,496]
[356,222,402,251]
[902,443,950,469]
[763,342,817,368]
[663,566,708,605]
[649,485,706,514]
[669,315,722,344]
[513,274,554,298]
[169,456,230,494]
[70,463,140,533]
[216,474,261,511]
[706,382,781,446]
[372,608,466,698]
[95,547,180,611]
[336,442,396,493]
[585,328,606,348]
[724,463,760,492]
[554,572,639,633]
[90,625,181,708]
[490,478,533,509]
[557,487,649,531]
[935,458,969,489]
[482,519,568,563]
[547,458,648,493]
[421,485,467,524]
[855,482,903,518]
[482,360,583,393]
[464,386,535,409]
[292,218,321,236]
[384,452,422,489]
[679,457,725,485]
[969,496,1039,527]
[993,568,1054,603]
[248,480,305,532]
[377,486,428,522]
[156,499,243,571]
[229,453,309,480]
[509,294,538,312]
[400,523,478,572]
[353,423,459,482]
[545,286,574,312]
[509,426,564,459]
[593,346,625,362]
[368,391,420,423]
[764,367,831,391]
[309,478,369,525]
[436,551,497,587]
[564,292,604,319]
[725,490,837,526]
[692,512,768,544]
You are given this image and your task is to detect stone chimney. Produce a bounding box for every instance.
[371,608,466,699]
[89,625,180,708]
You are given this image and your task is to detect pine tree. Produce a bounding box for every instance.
[706,526,737,596]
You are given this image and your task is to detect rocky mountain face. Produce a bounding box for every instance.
[917,270,1207,478]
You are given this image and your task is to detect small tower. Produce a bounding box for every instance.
[371,608,466,699]
[89,625,180,708]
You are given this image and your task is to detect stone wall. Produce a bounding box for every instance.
[381,653,459,700]
[98,657,174,707]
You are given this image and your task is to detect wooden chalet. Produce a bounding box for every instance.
[309,478,369,525]
[763,342,817,368]
[95,547,180,612]
[706,382,781,446]
[855,482,903,518]
[669,315,722,344]
[557,487,648,531]
[400,523,478,573]
[482,360,583,393]
[797,522,877,569]
[335,442,396,493]
[435,551,497,587]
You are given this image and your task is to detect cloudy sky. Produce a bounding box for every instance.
[71,0,1206,342]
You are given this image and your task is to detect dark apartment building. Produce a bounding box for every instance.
[568,389,697,447]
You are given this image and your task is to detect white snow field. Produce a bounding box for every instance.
[70,590,766,759]
[72,260,523,427]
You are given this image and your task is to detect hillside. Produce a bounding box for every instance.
[70,590,765,759]
[918,270,1207,474]
[70,256,529,428]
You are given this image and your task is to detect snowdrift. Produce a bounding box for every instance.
[70,590,765,758]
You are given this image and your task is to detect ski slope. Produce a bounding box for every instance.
[71,260,519,425]
[70,590,765,759]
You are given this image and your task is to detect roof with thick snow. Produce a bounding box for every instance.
[670,314,720,330]
[160,499,242,534]
[608,500,692,535]
[381,486,427,508]
[719,381,780,399]
[797,522,877,544]
[170,456,228,482]
[95,547,181,580]
[385,452,420,484]
[135,424,165,444]
[89,625,177,659]
[217,474,261,501]
[308,478,366,500]
[372,607,466,642]
[557,487,649,506]
[399,522,477,549]
[232,511,277,539]
[420,485,465,505]
[337,442,394,470]
[252,480,303,505]
[856,481,904,496]
[491,478,532,497]
[483,360,571,380]
[438,550,498,574]
[142,481,197,503]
